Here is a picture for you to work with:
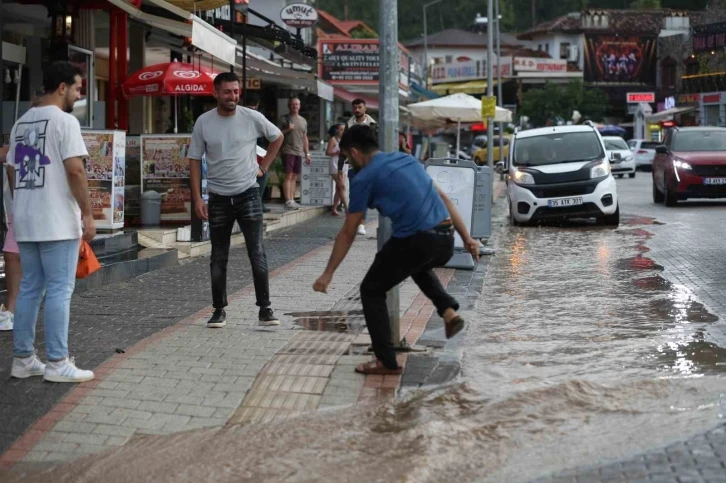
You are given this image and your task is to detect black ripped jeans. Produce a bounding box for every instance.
[208,188,270,310]
[360,227,460,369]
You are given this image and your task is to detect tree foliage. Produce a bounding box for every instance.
[519,81,609,126]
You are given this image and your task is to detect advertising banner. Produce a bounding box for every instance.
[141,135,193,223]
[513,57,567,73]
[318,39,409,88]
[584,35,657,85]
[693,21,726,54]
[82,130,125,229]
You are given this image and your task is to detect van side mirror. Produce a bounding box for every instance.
[494,161,505,174]
[610,152,622,162]
[655,145,668,154]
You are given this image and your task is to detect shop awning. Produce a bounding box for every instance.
[410,82,440,100]
[333,88,379,110]
[430,80,496,95]
[646,106,698,123]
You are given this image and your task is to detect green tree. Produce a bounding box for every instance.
[519,80,608,126]
[630,0,661,8]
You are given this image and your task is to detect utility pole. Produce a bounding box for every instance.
[423,0,443,85]
[486,0,494,178]
[496,0,504,169]
[378,0,401,346]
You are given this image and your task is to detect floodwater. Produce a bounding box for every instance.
[9,216,726,483]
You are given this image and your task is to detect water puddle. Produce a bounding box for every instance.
[288,310,366,333]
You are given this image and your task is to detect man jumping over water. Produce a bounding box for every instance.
[313,125,480,375]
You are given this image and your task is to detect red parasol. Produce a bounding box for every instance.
[121,62,218,98]
[122,62,218,133]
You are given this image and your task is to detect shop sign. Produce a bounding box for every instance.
[626,92,655,103]
[664,96,676,110]
[678,93,701,105]
[693,21,726,54]
[431,61,481,85]
[280,3,318,29]
[318,39,410,87]
[513,57,567,72]
[703,92,722,103]
[246,77,261,89]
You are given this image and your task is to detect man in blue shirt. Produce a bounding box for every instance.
[313,125,480,375]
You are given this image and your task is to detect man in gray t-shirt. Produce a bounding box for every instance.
[188,72,283,328]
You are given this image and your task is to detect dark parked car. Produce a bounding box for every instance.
[652,127,726,206]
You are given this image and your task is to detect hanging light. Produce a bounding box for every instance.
[13,68,20,84]
[4,68,11,85]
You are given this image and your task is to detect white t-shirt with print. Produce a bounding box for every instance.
[7,106,89,242]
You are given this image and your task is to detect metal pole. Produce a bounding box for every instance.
[486,0,494,179]
[423,5,428,84]
[379,0,401,347]
[496,0,504,167]
[242,28,247,105]
[229,0,235,72]
[14,68,22,123]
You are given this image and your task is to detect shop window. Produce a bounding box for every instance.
[445,55,453,63]
[661,57,677,89]
[68,45,94,128]
[560,43,570,60]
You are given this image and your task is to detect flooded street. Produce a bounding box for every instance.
[9,176,726,483]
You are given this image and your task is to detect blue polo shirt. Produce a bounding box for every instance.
[348,152,449,238]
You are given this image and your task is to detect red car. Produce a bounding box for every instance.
[653,127,726,206]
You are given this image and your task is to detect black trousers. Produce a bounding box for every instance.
[360,228,459,369]
[208,188,270,310]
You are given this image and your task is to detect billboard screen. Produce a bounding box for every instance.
[584,35,657,85]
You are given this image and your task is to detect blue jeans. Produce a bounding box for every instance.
[348,167,367,222]
[13,239,80,361]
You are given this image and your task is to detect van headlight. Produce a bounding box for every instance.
[512,168,535,185]
[590,160,611,178]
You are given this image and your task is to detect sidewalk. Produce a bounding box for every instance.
[0,211,457,474]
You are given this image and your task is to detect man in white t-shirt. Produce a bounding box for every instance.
[7,61,96,383]
[342,99,377,236]
[188,72,284,329]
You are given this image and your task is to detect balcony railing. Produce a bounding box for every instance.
[682,72,726,94]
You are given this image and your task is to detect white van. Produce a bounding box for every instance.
[504,124,620,226]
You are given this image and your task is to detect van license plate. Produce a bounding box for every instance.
[704,178,726,185]
[548,197,583,208]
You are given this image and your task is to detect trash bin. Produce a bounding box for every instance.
[140,190,162,226]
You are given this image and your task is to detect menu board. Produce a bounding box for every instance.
[82,130,125,229]
[140,134,192,223]
[301,152,334,206]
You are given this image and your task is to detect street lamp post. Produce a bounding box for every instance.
[423,0,443,84]
[486,0,494,176]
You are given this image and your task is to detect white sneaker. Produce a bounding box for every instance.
[284,200,300,211]
[11,354,46,379]
[292,201,303,208]
[44,357,94,383]
[357,225,367,236]
[0,305,13,331]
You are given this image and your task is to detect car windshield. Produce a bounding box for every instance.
[604,138,629,150]
[513,132,604,166]
[673,131,726,152]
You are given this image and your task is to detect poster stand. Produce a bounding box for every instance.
[140,134,193,224]
[301,152,335,206]
[425,158,493,271]
[81,130,126,230]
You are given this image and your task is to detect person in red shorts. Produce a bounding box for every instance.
[279,97,310,210]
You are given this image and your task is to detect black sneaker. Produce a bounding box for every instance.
[207,309,227,328]
[258,308,280,326]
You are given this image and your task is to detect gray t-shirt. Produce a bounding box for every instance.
[188,106,281,196]
[280,114,307,156]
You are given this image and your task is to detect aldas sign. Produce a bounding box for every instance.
[626,92,655,103]
[280,3,318,29]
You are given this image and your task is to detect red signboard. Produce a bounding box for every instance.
[703,93,722,103]
[626,92,655,103]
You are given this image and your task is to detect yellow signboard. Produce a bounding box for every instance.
[481,96,496,119]
[246,78,261,90]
